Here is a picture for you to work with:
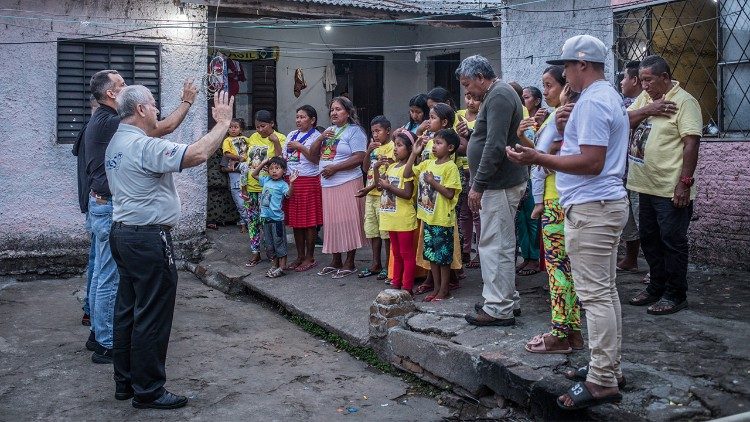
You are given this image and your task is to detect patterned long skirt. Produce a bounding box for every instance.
[542,198,581,338]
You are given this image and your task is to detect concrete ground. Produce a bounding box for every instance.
[0,273,454,421]
[193,226,750,421]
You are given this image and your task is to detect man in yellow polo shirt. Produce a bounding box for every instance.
[626,55,701,316]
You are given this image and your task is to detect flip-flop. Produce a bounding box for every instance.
[245,258,262,267]
[317,266,338,276]
[423,294,436,302]
[414,284,434,295]
[295,261,318,272]
[517,267,540,276]
[376,269,389,280]
[332,269,356,279]
[284,260,302,271]
[564,365,627,389]
[557,382,622,410]
[357,268,377,278]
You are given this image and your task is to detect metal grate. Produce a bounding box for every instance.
[56,40,161,144]
[615,0,750,139]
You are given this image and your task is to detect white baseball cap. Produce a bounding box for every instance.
[547,34,608,65]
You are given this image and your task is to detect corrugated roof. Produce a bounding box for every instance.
[286,0,504,16]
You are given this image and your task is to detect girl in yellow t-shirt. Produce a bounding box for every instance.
[221,118,250,233]
[240,110,286,266]
[405,129,462,302]
[375,129,418,294]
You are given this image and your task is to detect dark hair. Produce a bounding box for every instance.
[90,70,119,102]
[435,128,460,152]
[370,115,391,130]
[431,102,456,128]
[427,87,455,109]
[624,60,640,79]
[394,131,414,153]
[543,65,566,86]
[640,55,672,79]
[254,110,274,123]
[267,156,287,171]
[524,86,543,103]
[296,105,318,126]
[409,94,430,122]
[331,96,360,125]
[231,117,246,130]
[508,82,524,102]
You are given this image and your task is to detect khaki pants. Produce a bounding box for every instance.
[564,197,628,388]
[478,182,527,319]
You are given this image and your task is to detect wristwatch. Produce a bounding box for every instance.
[679,175,694,187]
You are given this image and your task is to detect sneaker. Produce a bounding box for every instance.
[132,391,188,410]
[473,302,521,317]
[92,347,113,364]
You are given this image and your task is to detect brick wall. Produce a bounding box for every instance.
[690,141,750,270]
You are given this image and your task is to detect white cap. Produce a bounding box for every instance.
[547,34,608,65]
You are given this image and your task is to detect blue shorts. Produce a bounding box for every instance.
[262,219,287,259]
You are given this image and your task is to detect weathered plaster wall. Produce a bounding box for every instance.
[691,142,750,270]
[0,0,208,275]
[217,22,500,135]
[501,0,616,100]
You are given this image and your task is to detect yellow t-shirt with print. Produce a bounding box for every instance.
[222,136,249,158]
[243,131,287,193]
[413,159,462,227]
[366,141,395,196]
[379,163,417,232]
[453,109,476,171]
[626,82,702,199]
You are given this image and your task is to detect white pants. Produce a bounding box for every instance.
[478,182,527,319]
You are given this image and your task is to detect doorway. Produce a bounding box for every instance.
[432,52,461,107]
[333,54,384,133]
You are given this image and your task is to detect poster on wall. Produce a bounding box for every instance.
[208,46,280,61]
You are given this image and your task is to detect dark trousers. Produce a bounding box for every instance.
[110,223,178,402]
[639,193,692,302]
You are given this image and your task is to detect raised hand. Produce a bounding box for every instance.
[555,103,575,134]
[643,95,678,118]
[211,91,234,126]
[181,78,198,104]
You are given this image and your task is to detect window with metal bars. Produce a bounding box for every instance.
[56,40,161,144]
[614,0,750,139]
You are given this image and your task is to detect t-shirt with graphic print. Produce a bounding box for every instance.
[626,82,702,200]
[284,128,321,177]
[222,135,249,158]
[366,141,395,196]
[318,124,367,188]
[258,175,290,221]
[378,163,417,232]
[413,159,462,227]
[243,131,286,193]
[453,109,476,171]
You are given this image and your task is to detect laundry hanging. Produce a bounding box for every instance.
[324,64,337,93]
[293,68,307,97]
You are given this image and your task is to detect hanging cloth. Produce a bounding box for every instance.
[294,68,307,98]
[324,64,337,93]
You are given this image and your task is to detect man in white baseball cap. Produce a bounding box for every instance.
[506,34,629,410]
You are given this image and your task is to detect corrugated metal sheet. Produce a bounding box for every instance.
[285,0,504,15]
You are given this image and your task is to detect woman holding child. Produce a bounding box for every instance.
[311,97,367,279]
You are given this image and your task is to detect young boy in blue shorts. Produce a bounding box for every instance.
[250,156,298,278]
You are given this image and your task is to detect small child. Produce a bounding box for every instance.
[356,116,394,281]
[374,129,417,294]
[221,118,249,233]
[405,129,462,302]
[416,103,455,162]
[250,156,297,278]
[403,94,430,134]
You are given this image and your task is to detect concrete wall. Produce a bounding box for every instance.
[500,0,616,103]
[217,22,500,134]
[691,142,750,270]
[0,0,208,275]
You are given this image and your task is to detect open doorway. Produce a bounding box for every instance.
[432,52,461,107]
[333,54,384,133]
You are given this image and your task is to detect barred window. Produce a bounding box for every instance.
[56,40,161,144]
[614,0,750,139]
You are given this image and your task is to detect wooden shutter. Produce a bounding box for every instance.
[56,40,161,144]
[251,60,277,120]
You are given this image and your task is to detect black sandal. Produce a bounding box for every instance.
[564,365,626,388]
[557,382,622,410]
[647,298,687,315]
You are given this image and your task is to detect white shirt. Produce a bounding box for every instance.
[318,124,367,188]
[556,80,628,206]
[284,128,321,177]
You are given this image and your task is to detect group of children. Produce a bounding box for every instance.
[219,91,481,299]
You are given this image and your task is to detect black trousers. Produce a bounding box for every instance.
[110,223,178,402]
[639,193,693,303]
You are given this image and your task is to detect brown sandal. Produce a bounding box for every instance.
[525,333,573,354]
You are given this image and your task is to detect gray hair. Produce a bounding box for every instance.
[455,55,497,80]
[116,85,154,119]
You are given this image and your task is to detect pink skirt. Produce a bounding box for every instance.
[321,178,365,254]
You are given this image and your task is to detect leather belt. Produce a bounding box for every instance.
[90,191,110,205]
